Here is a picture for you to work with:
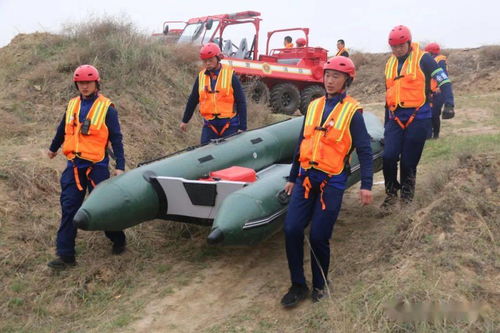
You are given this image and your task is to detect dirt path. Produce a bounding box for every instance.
[123,174,388,333]
[124,234,289,332]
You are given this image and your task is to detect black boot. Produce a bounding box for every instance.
[47,255,76,269]
[380,183,400,214]
[401,175,416,205]
[112,242,126,255]
[380,193,398,209]
[311,287,327,303]
[281,283,309,308]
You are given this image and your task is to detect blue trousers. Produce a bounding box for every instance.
[383,118,431,200]
[431,93,444,138]
[200,120,239,144]
[284,176,344,289]
[56,165,126,257]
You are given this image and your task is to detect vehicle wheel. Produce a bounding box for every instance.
[270,83,301,114]
[242,80,270,105]
[300,85,325,115]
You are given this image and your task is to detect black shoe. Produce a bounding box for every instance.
[400,196,414,206]
[379,194,399,216]
[47,256,76,269]
[381,194,398,208]
[281,283,309,308]
[112,243,126,255]
[311,287,326,303]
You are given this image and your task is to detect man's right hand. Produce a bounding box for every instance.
[179,122,188,132]
[284,182,295,196]
[47,150,57,159]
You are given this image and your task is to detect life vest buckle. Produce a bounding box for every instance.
[314,126,327,132]
[309,161,318,166]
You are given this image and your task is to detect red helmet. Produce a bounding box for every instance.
[296,38,306,47]
[73,65,100,82]
[200,43,223,60]
[323,56,356,78]
[388,25,412,46]
[425,42,440,54]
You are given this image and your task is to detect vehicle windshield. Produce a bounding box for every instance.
[177,21,218,44]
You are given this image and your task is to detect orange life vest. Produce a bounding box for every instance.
[385,43,426,112]
[62,94,112,163]
[198,64,235,120]
[336,48,348,56]
[285,42,294,48]
[430,54,448,92]
[299,95,360,176]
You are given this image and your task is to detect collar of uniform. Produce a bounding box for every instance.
[397,53,409,62]
[204,65,222,76]
[325,92,346,105]
[80,92,99,101]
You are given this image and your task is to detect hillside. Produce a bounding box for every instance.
[0,21,499,333]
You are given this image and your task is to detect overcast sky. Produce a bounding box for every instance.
[1,0,498,53]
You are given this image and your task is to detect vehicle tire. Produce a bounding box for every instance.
[242,80,270,105]
[270,83,301,114]
[300,85,325,115]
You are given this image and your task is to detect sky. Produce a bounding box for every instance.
[0,0,498,53]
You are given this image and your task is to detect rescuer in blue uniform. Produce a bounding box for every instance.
[281,56,374,307]
[47,65,126,269]
[180,43,247,144]
[425,42,453,139]
[382,26,455,210]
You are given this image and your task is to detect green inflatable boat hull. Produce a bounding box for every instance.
[74,113,384,247]
[74,117,303,231]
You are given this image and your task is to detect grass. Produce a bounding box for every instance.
[423,133,500,162]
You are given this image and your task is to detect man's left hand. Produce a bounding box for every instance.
[114,169,124,176]
[442,104,455,119]
[360,189,373,205]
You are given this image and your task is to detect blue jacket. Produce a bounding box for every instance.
[182,66,247,130]
[385,52,454,123]
[49,93,126,170]
[289,93,373,191]
[436,59,448,75]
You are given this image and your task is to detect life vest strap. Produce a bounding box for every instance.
[302,176,312,199]
[319,175,333,211]
[72,165,84,191]
[207,121,231,137]
[85,166,97,188]
[392,108,419,130]
[72,163,96,191]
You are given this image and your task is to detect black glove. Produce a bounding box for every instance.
[442,104,455,119]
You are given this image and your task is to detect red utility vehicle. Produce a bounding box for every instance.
[159,11,329,114]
